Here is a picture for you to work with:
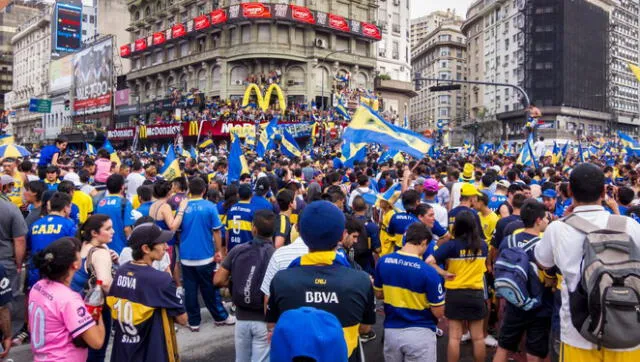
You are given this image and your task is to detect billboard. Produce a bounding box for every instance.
[53,2,82,53]
[73,37,113,114]
[49,56,73,93]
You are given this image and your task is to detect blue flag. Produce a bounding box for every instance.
[228,136,249,184]
[280,128,301,158]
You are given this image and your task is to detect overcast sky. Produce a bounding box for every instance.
[410,0,474,19]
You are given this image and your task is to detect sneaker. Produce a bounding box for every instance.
[461,331,471,343]
[435,328,444,337]
[215,315,236,326]
[188,325,200,332]
[360,330,376,343]
[222,301,236,315]
[11,329,29,346]
[485,334,499,347]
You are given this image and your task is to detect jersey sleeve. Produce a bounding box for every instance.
[433,241,454,265]
[373,258,384,291]
[273,215,290,239]
[386,215,396,235]
[153,274,186,316]
[63,294,96,339]
[432,220,447,238]
[424,267,445,306]
[210,206,223,230]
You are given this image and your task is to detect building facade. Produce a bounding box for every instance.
[0,1,40,113]
[375,0,411,82]
[410,21,467,145]
[120,0,380,127]
[410,9,462,49]
[609,0,640,132]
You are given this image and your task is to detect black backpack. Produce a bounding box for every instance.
[229,241,275,310]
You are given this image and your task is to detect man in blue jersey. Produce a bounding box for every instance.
[226,184,255,250]
[95,174,136,254]
[488,180,510,213]
[374,222,445,362]
[448,183,483,233]
[108,223,187,362]
[250,177,275,212]
[27,192,77,287]
[180,177,234,331]
[387,190,421,250]
[37,136,67,180]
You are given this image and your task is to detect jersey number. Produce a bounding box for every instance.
[28,302,46,349]
[232,215,241,234]
[112,299,138,336]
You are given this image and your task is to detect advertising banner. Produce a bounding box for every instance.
[53,2,82,53]
[73,38,113,114]
[107,124,181,141]
[114,89,130,107]
[49,56,73,93]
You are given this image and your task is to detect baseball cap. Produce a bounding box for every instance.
[271,307,347,362]
[423,178,439,193]
[255,177,270,196]
[0,175,14,186]
[542,189,557,199]
[460,183,482,197]
[414,177,426,187]
[128,223,174,250]
[299,201,345,250]
[313,170,322,178]
[496,180,511,189]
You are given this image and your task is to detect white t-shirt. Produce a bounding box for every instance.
[119,247,171,272]
[450,182,462,209]
[126,172,146,201]
[535,205,640,350]
[534,140,546,158]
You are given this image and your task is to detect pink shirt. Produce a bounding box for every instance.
[29,280,95,362]
[94,158,112,183]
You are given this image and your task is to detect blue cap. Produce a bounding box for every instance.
[299,201,345,250]
[271,307,348,362]
[542,189,557,199]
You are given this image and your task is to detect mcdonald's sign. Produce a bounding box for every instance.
[241,83,286,111]
[138,125,147,139]
[187,121,199,136]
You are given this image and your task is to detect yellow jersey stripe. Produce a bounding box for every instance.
[161,309,178,362]
[106,296,156,325]
[300,251,336,266]
[279,214,286,234]
[382,285,430,310]
[343,324,360,357]
[226,219,253,232]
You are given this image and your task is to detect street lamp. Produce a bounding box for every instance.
[318,49,350,110]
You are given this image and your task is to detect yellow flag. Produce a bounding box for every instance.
[630,63,640,82]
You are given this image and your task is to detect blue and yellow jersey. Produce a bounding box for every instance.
[267,251,375,358]
[479,211,499,247]
[433,239,487,290]
[379,210,396,256]
[107,263,185,362]
[44,179,60,192]
[226,201,255,250]
[374,251,444,331]
[387,212,418,249]
[488,194,507,214]
[7,172,23,208]
[28,215,77,285]
[448,205,482,234]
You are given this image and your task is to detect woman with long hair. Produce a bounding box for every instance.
[70,214,116,362]
[29,237,105,361]
[427,210,488,362]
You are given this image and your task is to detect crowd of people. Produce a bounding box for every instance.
[0,129,639,362]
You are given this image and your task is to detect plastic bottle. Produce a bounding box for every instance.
[84,280,104,321]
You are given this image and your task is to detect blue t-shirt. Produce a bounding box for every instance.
[95,195,136,254]
[488,194,507,213]
[250,195,275,213]
[69,204,80,226]
[180,198,223,264]
[136,201,152,217]
[387,212,418,250]
[226,201,255,251]
[38,145,60,167]
[44,180,60,192]
[448,205,482,234]
[374,251,444,330]
[28,215,77,285]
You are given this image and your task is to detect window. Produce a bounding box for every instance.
[167,47,175,60]
[439,34,451,41]
[90,15,95,24]
[440,46,450,56]
[439,108,449,116]
[392,41,399,59]
[180,41,189,57]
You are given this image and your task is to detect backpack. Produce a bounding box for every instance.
[352,217,370,259]
[494,234,543,311]
[561,214,640,349]
[229,241,274,311]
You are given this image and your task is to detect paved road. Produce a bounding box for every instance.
[8,299,491,362]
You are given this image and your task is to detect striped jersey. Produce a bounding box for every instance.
[226,201,255,250]
[374,251,444,330]
[433,239,488,290]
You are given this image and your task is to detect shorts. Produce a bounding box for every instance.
[498,311,551,358]
[560,343,640,362]
[445,289,487,321]
[384,327,437,362]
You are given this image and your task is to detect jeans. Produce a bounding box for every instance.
[234,320,270,362]
[88,305,111,362]
[181,262,228,326]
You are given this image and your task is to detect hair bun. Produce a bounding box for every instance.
[44,252,54,262]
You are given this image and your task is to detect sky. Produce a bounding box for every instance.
[410,0,475,19]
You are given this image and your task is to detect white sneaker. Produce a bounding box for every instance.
[484,334,498,347]
[222,301,236,315]
[215,315,236,326]
[461,331,471,343]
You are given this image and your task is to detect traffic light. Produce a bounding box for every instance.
[64,99,70,111]
[428,84,461,92]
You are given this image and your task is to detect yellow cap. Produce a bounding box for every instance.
[461,183,481,197]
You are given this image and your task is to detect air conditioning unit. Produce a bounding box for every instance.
[315,38,327,49]
[287,80,296,86]
[235,80,242,85]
